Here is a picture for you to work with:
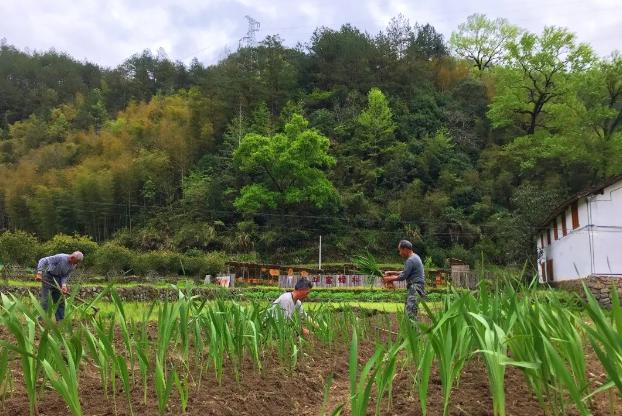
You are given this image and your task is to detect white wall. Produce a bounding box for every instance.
[588,182,622,276]
[592,228,622,276]
[588,183,622,227]
[538,197,591,282]
[538,180,622,282]
[545,228,591,281]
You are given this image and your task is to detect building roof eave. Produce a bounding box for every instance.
[538,175,622,230]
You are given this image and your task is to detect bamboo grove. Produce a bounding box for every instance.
[1,283,622,415]
[1,14,621,266]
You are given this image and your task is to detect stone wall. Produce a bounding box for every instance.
[550,275,622,308]
[0,285,238,302]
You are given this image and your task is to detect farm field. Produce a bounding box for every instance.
[1,283,622,416]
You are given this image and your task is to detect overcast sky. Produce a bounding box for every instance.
[1,0,620,68]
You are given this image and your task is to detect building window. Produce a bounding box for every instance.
[541,263,546,281]
[540,233,545,248]
[547,228,551,245]
[561,212,568,236]
[571,201,579,229]
[553,219,559,240]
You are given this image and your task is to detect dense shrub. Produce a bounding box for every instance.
[181,251,227,277]
[446,244,474,266]
[132,250,227,277]
[174,223,218,251]
[135,226,172,250]
[132,250,181,276]
[93,242,133,275]
[0,230,40,266]
[41,234,99,267]
[0,230,227,277]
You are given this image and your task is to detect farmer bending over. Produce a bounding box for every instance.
[271,278,313,336]
[383,240,426,321]
[35,251,84,321]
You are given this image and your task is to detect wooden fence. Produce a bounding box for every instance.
[450,271,493,289]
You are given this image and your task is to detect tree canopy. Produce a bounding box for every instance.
[0,15,620,266]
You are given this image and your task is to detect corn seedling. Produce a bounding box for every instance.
[0,346,12,406]
[41,333,82,416]
[374,340,402,415]
[1,294,44,416]
[538,299,590,415]
[348,329,383,416]
[421,296,473,416]
[116,353,133,416]
[583,285,622,405]
[173,371,189,414]
[416,339,434,416]
[468,312,538,416]
[154,356,175,416]
[320,373,335,416]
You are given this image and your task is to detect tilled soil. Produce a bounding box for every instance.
[1,322,620,415]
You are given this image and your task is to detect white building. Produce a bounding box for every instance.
[537,176,622,283]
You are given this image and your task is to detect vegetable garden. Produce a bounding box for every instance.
[1,281,622,415]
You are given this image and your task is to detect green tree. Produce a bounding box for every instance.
[74,88,108,130]
[249,102,273,135]
[488,26,594,135]
[383,14,413,59]
[408,23,449,60]
[256,35,300,114]
[342,88,399,196]
[308,24,378,91]
[450,14,520,71]
[233,114,337,212]
[575,53,622,141]
[356,88,397,162]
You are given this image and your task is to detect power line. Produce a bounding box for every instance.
[43,198,608,233]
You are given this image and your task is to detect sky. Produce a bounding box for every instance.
[0,0,620,68]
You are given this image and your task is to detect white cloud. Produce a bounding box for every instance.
[0,0,619,68]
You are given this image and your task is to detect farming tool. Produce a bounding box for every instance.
[46,279,100,316]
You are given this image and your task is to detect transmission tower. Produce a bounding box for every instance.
[240,15,260,48]
[238,15,260,70]
[237,16,261,147]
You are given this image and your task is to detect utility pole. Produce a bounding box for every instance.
[238,101,243,146]
[127,189,132,233]
[319,235,322,271]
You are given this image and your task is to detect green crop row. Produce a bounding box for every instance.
[0,280,616,416]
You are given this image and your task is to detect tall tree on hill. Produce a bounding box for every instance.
[383,14,413,59]
[233,113,337,213]
[576,53,622,141]
[408,23,449,60]
[450,14,520,71]
[0,43,99,127]
[488,26,594,135]
[338,88,398,196]
[256,35,301,115]
[308,24,378,92]
[356,88,397,163]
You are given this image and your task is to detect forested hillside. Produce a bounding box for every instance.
[0,14,621,267]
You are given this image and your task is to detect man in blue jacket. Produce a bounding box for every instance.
[35,251,84,321]
[383,240,426,320]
